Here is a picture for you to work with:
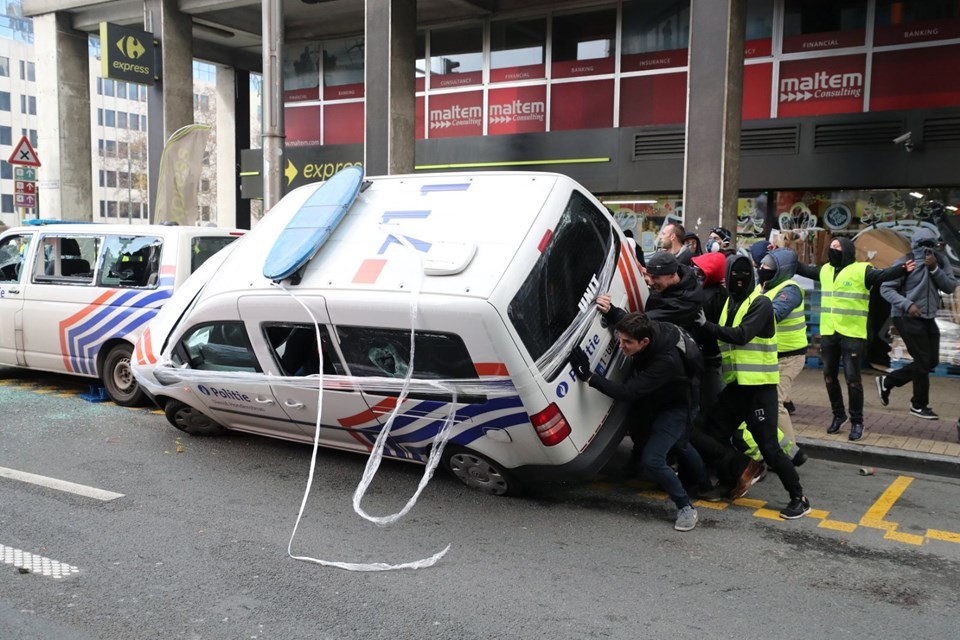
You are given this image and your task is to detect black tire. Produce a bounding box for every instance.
[101,343,147,406]
[164,400,225,436]
[441,445,519,496]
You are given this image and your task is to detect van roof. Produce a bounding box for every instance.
[203,171,572,300]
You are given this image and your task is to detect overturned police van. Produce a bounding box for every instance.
[132,170,648,495]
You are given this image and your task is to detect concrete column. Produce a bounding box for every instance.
[215,64,236,228]
[261,0,284,211]
[364,0,416,176]
[682,0,746,240]
[144,0,194,222]
[34,13,92,221]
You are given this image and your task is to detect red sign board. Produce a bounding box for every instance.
[323,102,364,145]
[871,45,960,112]
[744,38,772,58]
[416,95,425,139]
[874,17,960,46]
[427,91,483,139]
[323,83,364,100]
[782,29,865,54]
[285,105,321,147]
[8,135,40,167]
[487,85,547,136]
[619,73,686,127]
[550,79,614,131]
[777,55,866,117]
[490,63,545,84]
[15,180,36,195]
[743,63,773,120]
[283,87,320,102]
[551,57,615,80]
[431,71,482,89]
[621,48,687,73]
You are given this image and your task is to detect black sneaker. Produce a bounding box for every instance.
[849,423,864,441]
[910,406,938,420]
[875,375,890,407]
[780,496,812,519]
[783,400,796,415]
[827,415,847,434]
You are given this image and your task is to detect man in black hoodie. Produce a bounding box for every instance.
[697,254,812,519]
[797,237,914,441]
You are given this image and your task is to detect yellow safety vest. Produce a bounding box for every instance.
[820,262,870,339]
[718,290,780,385]
[759,280,808,353]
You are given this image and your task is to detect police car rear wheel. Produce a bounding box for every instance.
[164,400,225,436]
[102,343,146,407]
[442,446,516,496]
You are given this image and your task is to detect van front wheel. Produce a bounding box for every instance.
[102,344,146,406]
[441,446,518,496]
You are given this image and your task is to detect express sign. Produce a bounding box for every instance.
[99,22,156,85]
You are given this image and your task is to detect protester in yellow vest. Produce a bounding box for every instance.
[756,248,808,465]
[696,254,812,519]
[797,237,914,441]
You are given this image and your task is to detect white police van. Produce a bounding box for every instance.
[0,222,244,404]
[132,172,648,494]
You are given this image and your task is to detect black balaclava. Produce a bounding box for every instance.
[829,237,857,269]
[725,254,756,303]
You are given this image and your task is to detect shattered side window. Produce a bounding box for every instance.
[335,327,477,380]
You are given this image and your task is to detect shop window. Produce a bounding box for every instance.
[97,235,162,289]
[263,324,344,376]
[745,0,775,56]
[323,36,365,99]
[430,25,483,88]
[621,0,689,71]
[874,0,960,45]
[782,0,867,53]
[551,9,616,78]
[284,42,321,101]
[490,18,546,82]
[173,322,261,373]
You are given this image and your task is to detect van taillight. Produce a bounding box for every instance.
[530,403,571,446]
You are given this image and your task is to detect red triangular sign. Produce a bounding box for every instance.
[8,136,40,167]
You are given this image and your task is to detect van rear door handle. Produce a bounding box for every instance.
[284,400,305,409]
[7,288,19,294]
[254,396,275,406]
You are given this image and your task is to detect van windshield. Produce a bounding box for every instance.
[507,190,616,365]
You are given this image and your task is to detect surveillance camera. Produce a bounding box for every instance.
[904,141,915,153]
[893,132,912,145]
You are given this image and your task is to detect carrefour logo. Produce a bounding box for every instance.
[780,71,863,102]
[117,35,146,60]
[197,384,251,402]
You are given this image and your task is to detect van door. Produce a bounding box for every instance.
[171,320,300,438]
[502,189,643,452]
[237,296,377,452]
[0,232,34,366]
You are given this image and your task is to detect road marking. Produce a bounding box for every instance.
[859,475,924,546]
[0,466,124,501]
[927,529,960,544]
[1,544,79,579]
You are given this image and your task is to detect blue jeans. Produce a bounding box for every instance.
[641,406,710,509]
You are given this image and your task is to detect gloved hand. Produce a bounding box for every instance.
[695,309,707,327]
[569,346,592,382]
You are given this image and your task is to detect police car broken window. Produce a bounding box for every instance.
[173,322,261,373]
[263,323,344,377]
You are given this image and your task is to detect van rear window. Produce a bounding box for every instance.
[191,236,238,273]
[507,191,616,363]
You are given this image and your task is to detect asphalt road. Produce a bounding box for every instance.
[2,367,959,640]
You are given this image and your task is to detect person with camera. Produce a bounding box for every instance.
[877,228,956,419]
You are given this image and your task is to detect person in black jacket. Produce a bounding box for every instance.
[638,251,705,332]
[570,314,711,531]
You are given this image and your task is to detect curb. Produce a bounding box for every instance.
[798,436,960,479]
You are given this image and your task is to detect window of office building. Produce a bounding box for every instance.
[490,18,547,83]
[782,0,867,53]
[323,36,365,99]
[621,0,690,71]
[107,201,117,218]
[97,108,103,125]
[117,82,127,99]
[1,194,12,213]
[874,0,960,45]
[106,170,117,188]
[551,9,616,78]
[0,126,10,145]
[118,141,128,158]
[0,56,8,77]
[105,140,116,157]
[105,110,116,127]
[118,112,127,129]
[430,25,483,89]
[19,61,34,82]
[129,112,140,131]
[0,161,10,179]
[103,78,115,97]
[0,91,10,112]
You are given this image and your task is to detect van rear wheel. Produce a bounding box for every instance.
[164,400,225,436]
[102,343,146,407]
[442,445,518,496]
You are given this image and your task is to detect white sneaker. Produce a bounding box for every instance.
[674,505,698,532]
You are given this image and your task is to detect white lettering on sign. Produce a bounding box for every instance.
[489,99,546,125]
[779,71,863,102]
[802,39,840,49]
[112,59,150,75]
[633,57,671,68]
[904,28,939,38]
[429,104,483,129]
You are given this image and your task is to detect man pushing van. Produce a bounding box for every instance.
[569,312,713,532]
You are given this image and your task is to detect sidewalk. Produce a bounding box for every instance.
[790,365,960,476]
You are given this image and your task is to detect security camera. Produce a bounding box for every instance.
[892,132,912,145]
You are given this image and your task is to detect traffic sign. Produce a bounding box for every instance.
[14,166,36,181]
[8,136,40,167]
[15,193,36,208]
[15,181,36,195]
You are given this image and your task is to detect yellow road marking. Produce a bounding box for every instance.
[808,509,829,519]
[693,500,729,510]
[753,508,782,521]
[732,497,766,508]
[884,530,925,545]
[860,475,913,529]
[819,520,858,533]
[637,490,669,500]
[926,529,960,544]
[149,409,164,415]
